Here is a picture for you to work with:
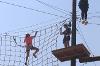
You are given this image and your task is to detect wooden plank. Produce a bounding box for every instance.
[52,44,90,62]
[79,56,100,63]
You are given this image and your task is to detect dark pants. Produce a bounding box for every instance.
[25,45,39,63]
[26,45,39,55]
[63,36,70,48]
[81,9,88,20]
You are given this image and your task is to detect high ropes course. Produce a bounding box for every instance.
[0,19,68,66]
[0,0,100,66]
[0,18,100,66]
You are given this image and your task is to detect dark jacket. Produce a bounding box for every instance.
[79,0,89,11]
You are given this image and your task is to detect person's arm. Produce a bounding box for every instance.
[60,27,63,35]
[32,31,38,38]
[24,37,26,43]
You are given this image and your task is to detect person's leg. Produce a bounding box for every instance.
[25,46,30,65]
[64,42,67,48]
[84,10,88,25]
[25,51,30,64]
[31,46,39,58]
[64,41,70,47]
[66,41,69,47]
[84,10,88,20]
[63,38,67,48]
[34,47,39,54]
[81,10,84,20]
[31,46,39,54]
[66,36,70,47]
[81,10,86,24]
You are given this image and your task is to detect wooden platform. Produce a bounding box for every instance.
[79,56,100,63]
[52,44,90,62]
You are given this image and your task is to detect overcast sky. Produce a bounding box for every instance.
[0,0,100,66]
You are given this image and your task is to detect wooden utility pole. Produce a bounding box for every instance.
[52,0,100,66]
[71,0,77,66]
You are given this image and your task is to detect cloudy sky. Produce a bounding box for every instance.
[0,0,100,66]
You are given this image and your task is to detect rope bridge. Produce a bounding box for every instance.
[0,19,68,66]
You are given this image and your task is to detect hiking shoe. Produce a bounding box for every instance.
[25,62,27,65]
[84,20,88,25]
[82,20,85,24]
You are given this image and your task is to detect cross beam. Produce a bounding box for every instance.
[79,56,100,63]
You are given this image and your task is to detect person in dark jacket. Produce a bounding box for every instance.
[79,0,89,25]
[60,24,71,48]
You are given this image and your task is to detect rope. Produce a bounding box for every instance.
[0,0,66,18]
[13,36,25,48]
[0,19,68,66]
[34,0,70,15]
[77,21,95,57]
[0,18,69,38]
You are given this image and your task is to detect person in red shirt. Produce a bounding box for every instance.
[24,31,39,65]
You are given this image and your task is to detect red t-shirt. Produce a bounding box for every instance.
[24,36,32,45]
